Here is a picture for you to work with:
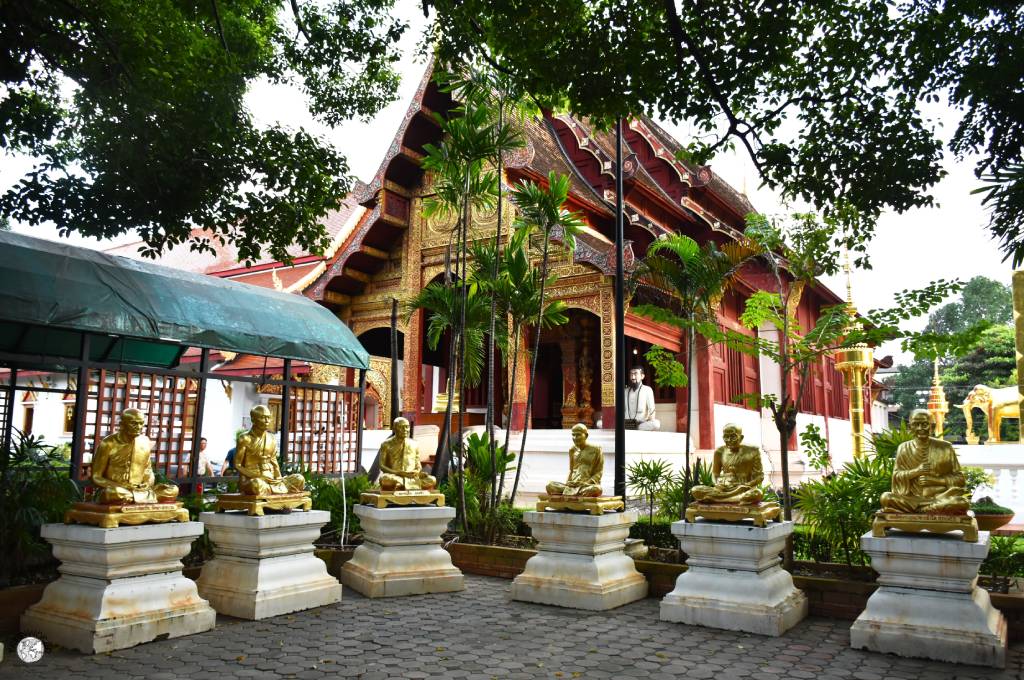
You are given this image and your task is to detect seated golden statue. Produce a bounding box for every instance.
[546,423,604,497]
[880,409,970,514]
[687,424,779,526]
[92,408,179,504]
[692,423,765,505]
[235,405,306,496]
[376,417,437,491]
[65,409,188,527]
[537,424,622,514]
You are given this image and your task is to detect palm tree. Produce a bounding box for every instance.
[629,233,760,517]
[507,172,585,505]
[471,233,568,508]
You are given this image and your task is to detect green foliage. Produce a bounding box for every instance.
[2,0,406,262]
[627,458,673,525]
[629,517,677,549]
[441,474,480,530]
[868,422,914,460]
[794,451,894,566]
[644,346,688,389]
[0,430,81,585]
[980,536,1024,593]
[656,457,715,520]
[792,524,840,564]
[971,497,1014,515]
[924,276,1012,336]
[304,471,371,538]
[799,423,832,473]
[963,468,995,499]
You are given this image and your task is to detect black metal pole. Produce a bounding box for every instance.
[280,358,292,469]
[356,368,366,475]
[186,348,210,494]
[390,297,400,424]
[69,335,89,485]
[614,118,626,499]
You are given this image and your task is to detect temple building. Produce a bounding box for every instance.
[77,64,889,485]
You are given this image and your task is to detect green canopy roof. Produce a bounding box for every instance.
[0,231,369,370]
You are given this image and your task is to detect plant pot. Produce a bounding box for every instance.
[976,513,1015,532]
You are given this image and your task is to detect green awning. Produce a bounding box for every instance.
[0,230,369,370]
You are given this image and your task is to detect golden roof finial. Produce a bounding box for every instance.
[933,356,941,384]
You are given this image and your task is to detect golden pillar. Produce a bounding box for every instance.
[927,357,949,437]
[1013,271,1024,443]
[834,253,874,458]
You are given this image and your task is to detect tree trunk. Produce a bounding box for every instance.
[456,173,471,535]
[510,233,551,505]
[486,103,505,513]
[432,247,458,482]
[498,323,520,501]
[681,326,695,519]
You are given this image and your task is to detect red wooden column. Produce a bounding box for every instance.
[697,341,715,450]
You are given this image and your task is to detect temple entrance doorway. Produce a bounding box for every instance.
[356,327,405,429]
[530,309,601,429]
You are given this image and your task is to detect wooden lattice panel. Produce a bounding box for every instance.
[84,369,199,480]
[286,387,359,474]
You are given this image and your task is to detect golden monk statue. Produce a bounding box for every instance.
[546,423,603,497]
[686,424,779,526]
[65,408,188,527]
[377,417,436,491]
[236,405,306,496]
[880,409,970,514]
[692,423,765,505]
[536,424,622,513]
[91,408,178,504]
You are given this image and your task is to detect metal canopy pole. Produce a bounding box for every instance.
[390,297,400,424]
[280,358,292,469]
[69,335,90,485]
[614,118,627,499]
[186,348,210,494]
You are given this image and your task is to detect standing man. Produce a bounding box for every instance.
[624,366,660,431]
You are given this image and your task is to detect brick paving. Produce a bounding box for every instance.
[2,575,1022,679]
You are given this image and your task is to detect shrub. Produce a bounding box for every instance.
[656,457,714,520]
[627,458,673,525]
[981,536,1024,593]
[0,430,81,586]
[971,496,1014,515]
[303,471,371,539]
[629,516,677,549]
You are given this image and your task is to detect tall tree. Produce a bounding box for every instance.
[1,0,405,261]
[923,275,1012,336]
[425,1,1023,265]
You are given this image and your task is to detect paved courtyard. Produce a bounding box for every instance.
[2,575,1022,679]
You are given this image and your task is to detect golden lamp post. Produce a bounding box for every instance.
[927,357,949,437]
[834,256,874,458]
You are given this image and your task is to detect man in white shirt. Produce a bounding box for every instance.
[625,367,660,431]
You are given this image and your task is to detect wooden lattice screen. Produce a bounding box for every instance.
[286,386,359,474]
[83,369,199,480]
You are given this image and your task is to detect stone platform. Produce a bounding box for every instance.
[660,519,807,636]
[851,530,1007,667]
[341,504,463,598]
[510,509,647,610]
[196,510,341,620]
[21,522,215,653]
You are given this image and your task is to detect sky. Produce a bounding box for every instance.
[3,0,1011,365]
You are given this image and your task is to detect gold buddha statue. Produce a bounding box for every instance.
[376,417,437,491]
[546,423,603,497]
[235,404,306,496]
[537,424,623,514]
[65,408,188,527]
[359,417,444,508]
[873,410,976,540]
[92,408,179,504]
[686,423,779,526]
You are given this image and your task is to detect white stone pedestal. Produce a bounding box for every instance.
[196,510,341,619]
[510,510,648,610]
[851,531,1007,668]
[21,522,215,653]
[660,520,807,636]
[341,505,464,597]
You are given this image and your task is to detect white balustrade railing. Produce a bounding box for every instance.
[957,444,1024,520]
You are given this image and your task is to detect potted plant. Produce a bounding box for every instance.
[972,496,1015,532]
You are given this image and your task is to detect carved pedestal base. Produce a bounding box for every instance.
[359,490,445,508]
[661,520,807,636]
[341,505,463,598]
[871,511,978,542]
[197,510,340,620]
[215,492,312,516]
[851,531,1006,667]
[64,501,189,528]
[536,495,624,515]
[685,502,781,527]
[21,522,215,653]
[511,510,647,610]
